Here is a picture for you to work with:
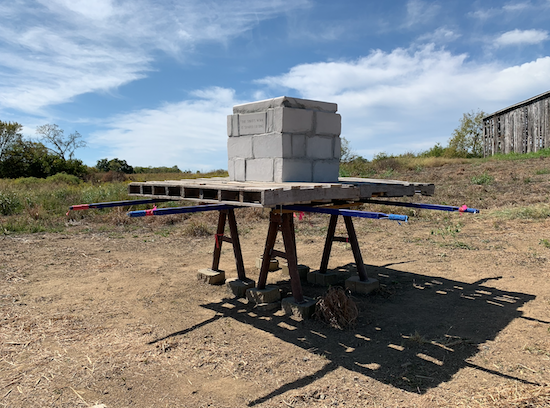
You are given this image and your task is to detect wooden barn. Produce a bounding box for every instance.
[483,90,550,156]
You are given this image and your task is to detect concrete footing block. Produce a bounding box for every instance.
[226,278,256,298]
[307,270,351,286]
[246,285,281,304]
[345,276,379,294]
[255,257,279,271]
[281,263,310,280]
[255,302,281,312]
[197,268,226,285]
[282,296,317,319]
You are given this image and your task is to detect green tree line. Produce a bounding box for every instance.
[0,122,87,179]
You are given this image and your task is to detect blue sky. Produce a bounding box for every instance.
[1,0,550,171]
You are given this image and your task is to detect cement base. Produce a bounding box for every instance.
[197,268,226,285]
[226,278,256,298]
[307,270,351,286]
[255,257,279,271]
[281,296,317,319]
[255,301,281,312]
[246,285,281,304]
[281,263,310,280]
[345,276,379,294]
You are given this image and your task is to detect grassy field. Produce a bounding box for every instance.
[1,153,549,235]
[1,155,550,407]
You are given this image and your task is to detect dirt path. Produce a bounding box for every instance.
[1,213,550,407]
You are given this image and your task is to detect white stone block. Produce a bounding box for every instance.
[315,112,341,136]
[246,158,274,182]
[234,158,246,181]
[228,136,253,159]
[233,96,337,114]
[333,136,341,159]
[292,134,306,157]
[227,115,232,137]
[238,112,266,135]
[227,115,239,137]
[252,133,292,158]
[312,159,340,182]
[274,159,312,182]
[228,158,235,180]
[281,108,313,133]
[307,136,334,159]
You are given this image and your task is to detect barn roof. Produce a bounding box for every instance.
[483,89,550,120]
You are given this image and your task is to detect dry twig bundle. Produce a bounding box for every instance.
[315,287,358,330]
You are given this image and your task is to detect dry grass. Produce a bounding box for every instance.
[315,287,358,330]
[471,384,550,407]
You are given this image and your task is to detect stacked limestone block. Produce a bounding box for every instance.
[227,96,341,182]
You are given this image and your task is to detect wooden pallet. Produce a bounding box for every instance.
[127,177,435,207]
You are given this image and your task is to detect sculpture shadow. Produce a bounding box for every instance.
[157,263,538,405]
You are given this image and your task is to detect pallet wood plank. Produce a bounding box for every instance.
[128,176,435,207]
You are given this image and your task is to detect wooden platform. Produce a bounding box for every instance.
[128,177,435,207]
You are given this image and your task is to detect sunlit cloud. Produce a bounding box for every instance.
[89,87,239,170]
[256,46,550,157]
[494,29,549,46]
[404,0,441,28]
[0,0,310,114]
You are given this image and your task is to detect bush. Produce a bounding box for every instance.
[46,173,82,185]
[0,191,23,215]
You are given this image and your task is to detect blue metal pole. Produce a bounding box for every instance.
[128,204,234,217]
[282,205,408,222]
[69,198,172,212]
[363,199,479,213]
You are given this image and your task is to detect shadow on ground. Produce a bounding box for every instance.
[152,263,539,405]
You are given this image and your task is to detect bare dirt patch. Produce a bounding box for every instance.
[2,161,550,407]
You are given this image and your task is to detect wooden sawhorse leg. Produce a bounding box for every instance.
[319,214,369,282]
[211,208,246,280]
[257,211,304,303]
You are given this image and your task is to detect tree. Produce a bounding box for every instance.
[96,158,134,174]
[0,121,23,161]
[36,124,86,160]
[340,137,358,163]
[447,110,486,158]
[0,138,87,179]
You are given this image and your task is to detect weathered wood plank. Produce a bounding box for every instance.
[128,176,435,207]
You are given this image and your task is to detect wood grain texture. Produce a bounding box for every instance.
[484,91,550,156]
[128,177,435,207]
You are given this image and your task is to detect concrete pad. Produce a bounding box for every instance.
[307,270,351,286]
[281,263,310,280]
[345,276,379,294]
[226,278,255,298]
[197,268,226,285]
[255,302,281,312]
[255,257,279,271]
[282,296,317,319]
[246,285,281,304]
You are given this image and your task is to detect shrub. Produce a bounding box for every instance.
[0,191,23,215]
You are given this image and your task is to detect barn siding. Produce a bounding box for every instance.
[483,90,550,156]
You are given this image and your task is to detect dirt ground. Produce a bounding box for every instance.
[2,180,550,407]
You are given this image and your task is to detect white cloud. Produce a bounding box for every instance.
[502,2,531,12]
[89,87,238,170]
[0,0,309,114]
[85,45,550,168]
[256,46,550,157]
[494,29,549,46]
[417,27,461,44]
[404,0,441,28]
